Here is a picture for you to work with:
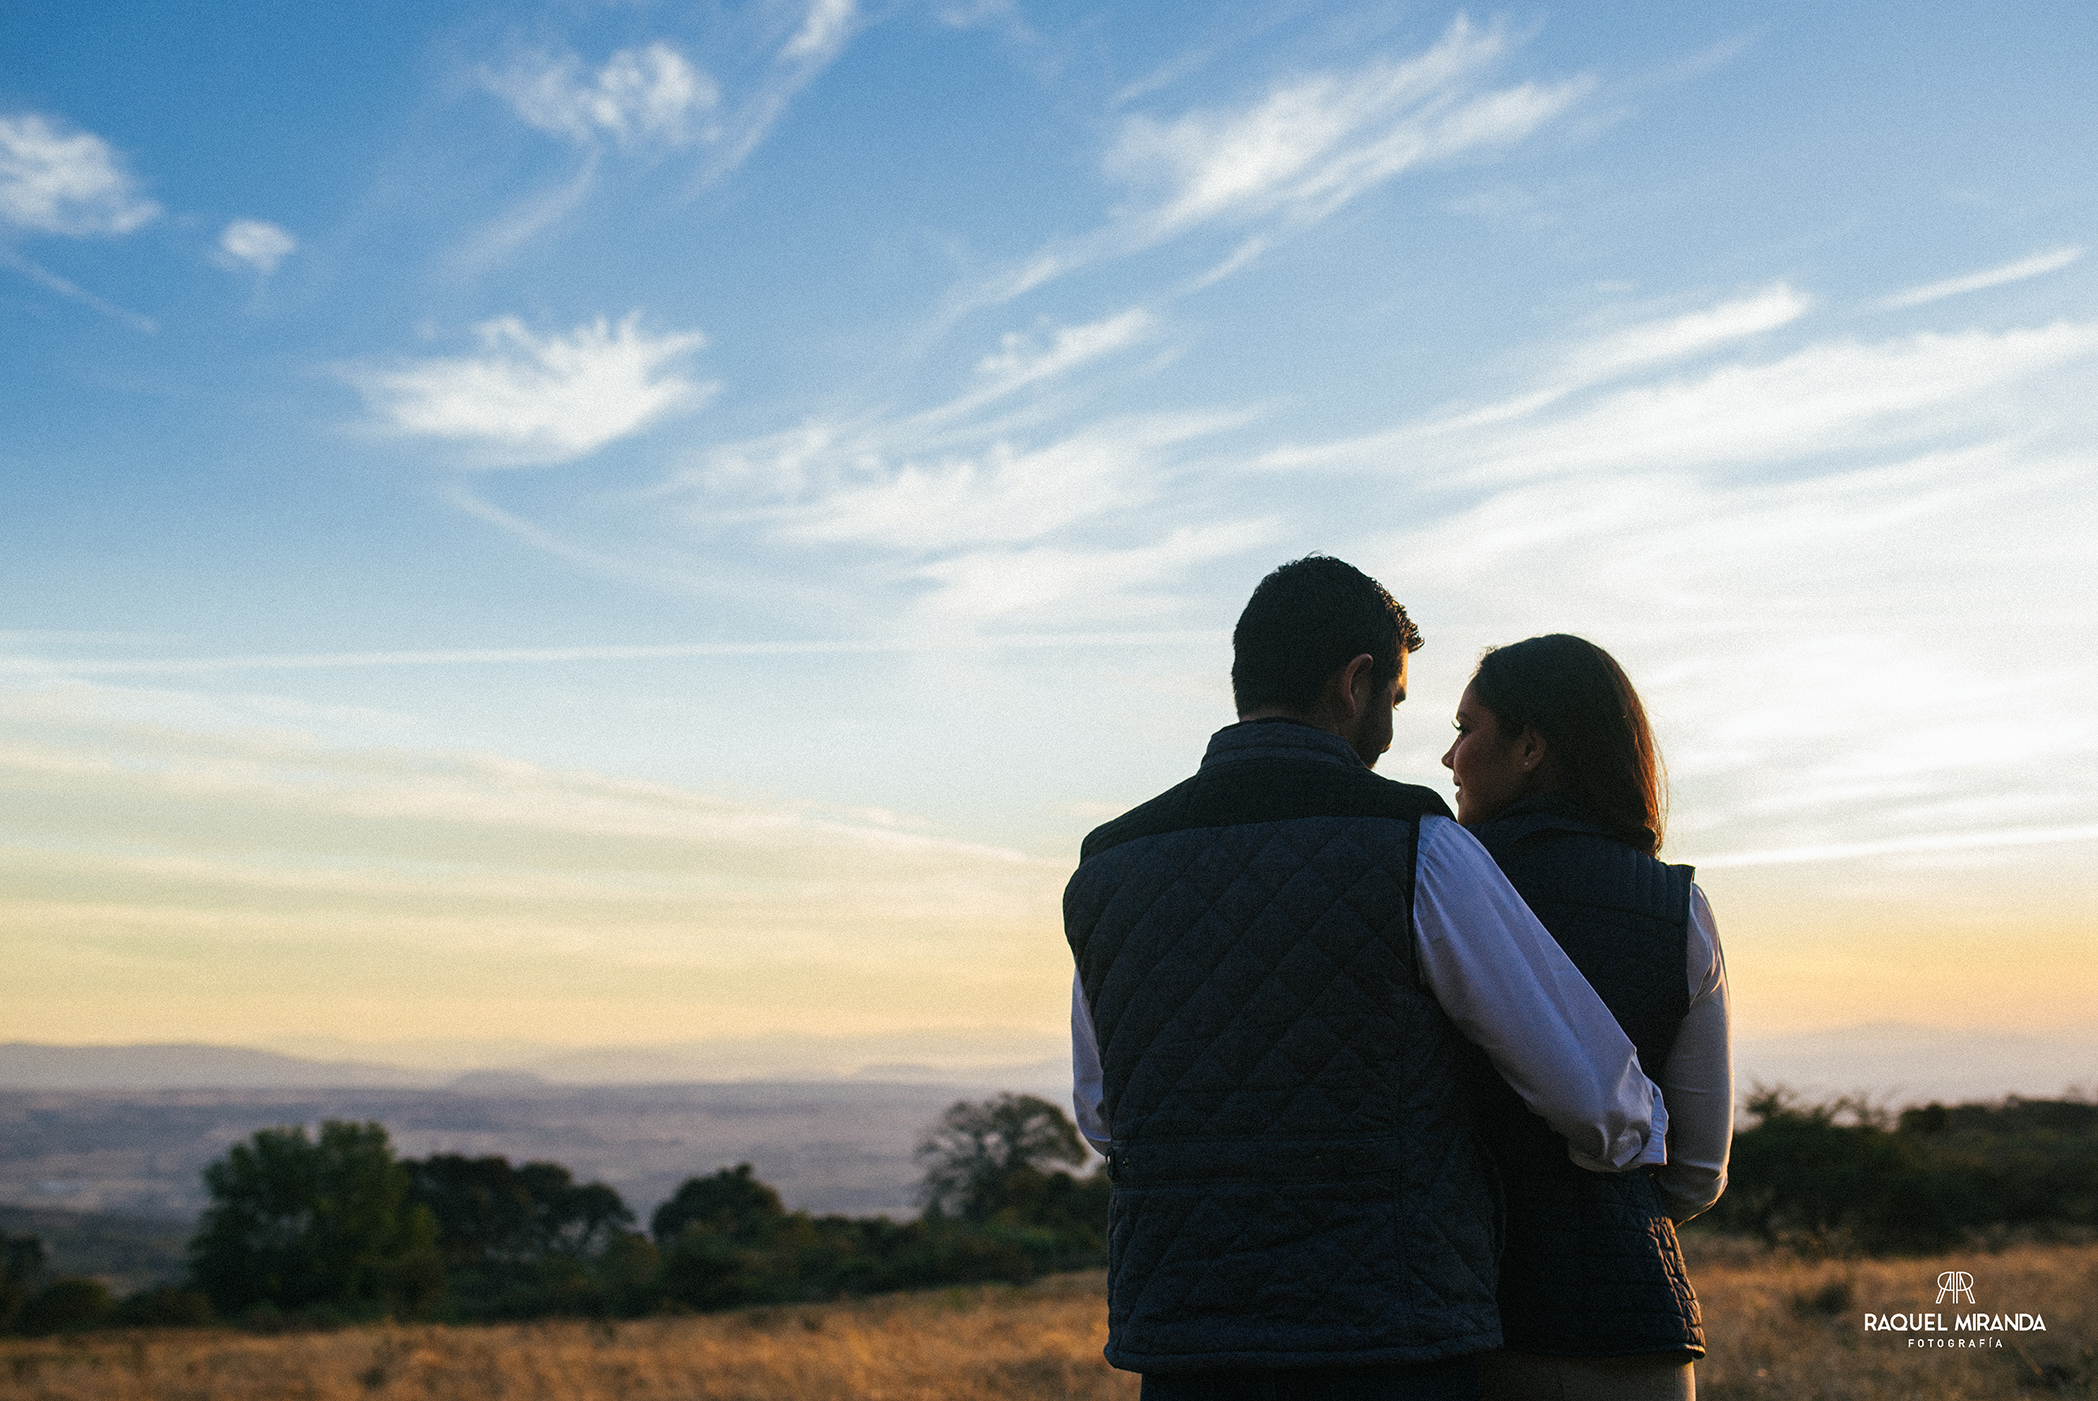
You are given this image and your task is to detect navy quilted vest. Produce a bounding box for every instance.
[1065,720,1503,1373]
[1467,795,1703,1358]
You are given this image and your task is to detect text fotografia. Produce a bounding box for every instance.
[1862,1313,2049,1349]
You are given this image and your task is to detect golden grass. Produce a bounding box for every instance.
[0,1274,1137,1401]
[2,1244,2091,1400]
[1685,1238,2098,1400]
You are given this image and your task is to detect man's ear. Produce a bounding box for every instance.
[1337,653,1377,719]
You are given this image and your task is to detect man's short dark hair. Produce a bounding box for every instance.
[1231,555,1422,715]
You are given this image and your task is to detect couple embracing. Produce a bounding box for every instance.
[1065,556,1732,1401]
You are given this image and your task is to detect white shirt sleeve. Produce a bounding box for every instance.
[1653,884,1731,1222]
[1071,971,1111,1155]
[1413,816,1668,1173]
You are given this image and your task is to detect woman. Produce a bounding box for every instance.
[1441,634,1731,1401]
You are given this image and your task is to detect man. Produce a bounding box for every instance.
[1066,556,1666,1400]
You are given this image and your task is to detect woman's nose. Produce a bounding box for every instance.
[1439,743,1455,770]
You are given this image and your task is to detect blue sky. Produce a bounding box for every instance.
[4,1,2094,1066]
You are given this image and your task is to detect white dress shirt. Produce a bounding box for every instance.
[1071,815,1669,1176]
[1656,885,1731,1222]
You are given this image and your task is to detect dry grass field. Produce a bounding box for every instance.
[2,1243,2091,1401]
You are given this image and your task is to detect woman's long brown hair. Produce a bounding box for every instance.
[1470,634,1665,854]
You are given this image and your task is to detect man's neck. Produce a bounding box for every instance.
[1236,707,1342,736]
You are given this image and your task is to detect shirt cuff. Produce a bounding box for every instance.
[1565,1080,1669,1172]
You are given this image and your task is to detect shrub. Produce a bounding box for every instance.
[16,1278,115,1335]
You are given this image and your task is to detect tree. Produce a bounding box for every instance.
[1,1234,46,1332]
[14,1279,113,1335]
[406,1154,635,1266]
[916,1094,1088,1221]
[651,1164,786,1246]
[189,1120,443,1319]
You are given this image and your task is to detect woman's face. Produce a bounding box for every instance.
[1440,680,1536,825]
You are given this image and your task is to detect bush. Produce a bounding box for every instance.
[111,1287,216,1328]
[0,1233,46,1332]
[1704,1089,2098,1252]
[15,1278,115,1335]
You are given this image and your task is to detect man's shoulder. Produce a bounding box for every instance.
[1078,761,1451,864]
[1077,774,1201,864]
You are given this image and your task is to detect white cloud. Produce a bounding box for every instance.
[489,42,718,147]
[909,519,1277,620]
[975,309,1155,389]
[349,314,714,464]
[1268,312,2098,483]
[773,412,1234,553]
[1250,287,2098,883]
[214,218,296,274]
[0,245,156,332]
[1561,283,1811,385]
[1367,438,2098,868]
[783,0,857,61]
[0,680,1074,1038]
[591,301,1261,620]
[1881,246,2083,311]
[971,17,1588,306]
[0,112,159,236]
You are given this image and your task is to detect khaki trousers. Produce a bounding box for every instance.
[1475,1351,1693,1401]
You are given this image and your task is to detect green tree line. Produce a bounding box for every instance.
[1,1093,1108,1333]
[5,1090,2094,1334]
[1699,1090,2098,1252]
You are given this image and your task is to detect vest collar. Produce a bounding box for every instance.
[1200,717,1367,770]
[1470,792,1617,843]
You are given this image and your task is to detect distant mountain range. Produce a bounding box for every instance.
[0,1040,1070,1095]
[1734,1021,2097,1106]
[5,1026,2090,1101]
[0,1043,434,1090]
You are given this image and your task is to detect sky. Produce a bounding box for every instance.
[3,0,2094,1073]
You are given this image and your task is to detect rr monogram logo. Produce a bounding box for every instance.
[1936,1271,1975,1305]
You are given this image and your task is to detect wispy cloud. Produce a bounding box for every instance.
[659,395,1264,620]
[213,218,297,275]
[472,3,862,246]
[783,0,856,61]
[0,630,1224,677]
[1689,823,2098,870]
[971,309,1157,398]
[700,0,861,185]
[1881,246,2083,311]
[1109,18,1577,235]
[1255,285,2098,880]
[0,245,156,332]
[976,16,1589,304]
[767,412,1241,553]
[487,42,719,149]
[347,314,714,464]
[0,112,160,236]
[1560,283,1811,385]
[1268,312,2098,482]
[909,519,1276,620]
[611,302,1268,620]
[0,680,1074,1039]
